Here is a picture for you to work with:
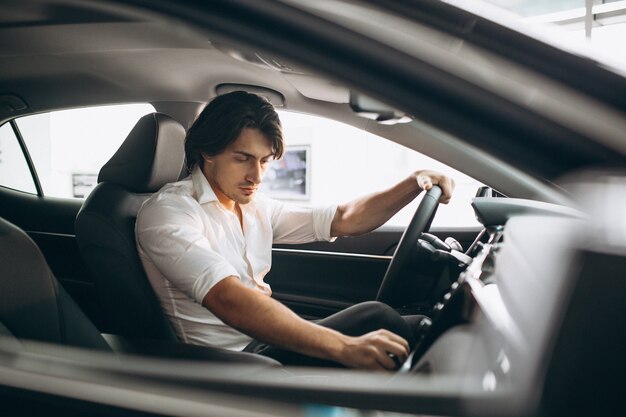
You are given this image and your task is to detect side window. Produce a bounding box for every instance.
[14,103,154,199]
[0,123,37,194]
[265,111,483,228]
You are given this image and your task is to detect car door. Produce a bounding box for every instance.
[264,111,483,318]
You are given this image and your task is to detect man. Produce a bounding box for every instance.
[136,91,455,370]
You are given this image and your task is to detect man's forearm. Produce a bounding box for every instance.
[203,276,347,359]
[204,277,410,369]
[331,175,420,237]
[330,170,455,237]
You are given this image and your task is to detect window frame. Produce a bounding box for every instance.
[0,120,43,196]
[8,102,156,200]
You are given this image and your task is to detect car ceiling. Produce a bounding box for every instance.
[0,0,369,119]
[0,3,263,109]
[0,1,381,145]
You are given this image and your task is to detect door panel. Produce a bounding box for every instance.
[269,226,481,318]
[0,187,80,234]
[29,231,105,329]
[266,249,390,319]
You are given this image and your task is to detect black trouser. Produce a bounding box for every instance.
[243,301,426,367]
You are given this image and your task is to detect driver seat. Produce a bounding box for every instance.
[75,113,185,341]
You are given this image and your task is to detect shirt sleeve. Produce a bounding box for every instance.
[136,194,238,304]
[268,198,338,244]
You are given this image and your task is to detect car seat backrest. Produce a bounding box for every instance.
[75,113,186,340]
[0,216,111,351]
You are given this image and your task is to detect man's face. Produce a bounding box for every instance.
[202,127,275,207]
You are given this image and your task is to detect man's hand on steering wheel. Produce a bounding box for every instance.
[413,170,456,204]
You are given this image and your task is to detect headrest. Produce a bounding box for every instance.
[98,113,186,193]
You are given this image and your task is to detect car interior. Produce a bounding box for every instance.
[1,1,625,416]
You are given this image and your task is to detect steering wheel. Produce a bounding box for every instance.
[375,185,442,306]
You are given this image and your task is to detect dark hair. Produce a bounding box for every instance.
[184,91,284,171]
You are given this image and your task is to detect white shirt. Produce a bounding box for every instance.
[136,166,337,351]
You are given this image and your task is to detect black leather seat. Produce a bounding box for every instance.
[75,112,186,340]
[0,215,278,365]
[0,216,112,351]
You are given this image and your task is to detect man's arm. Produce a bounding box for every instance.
[331,170,455,237]
[203,277,409,370]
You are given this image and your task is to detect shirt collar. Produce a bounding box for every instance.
[191,166,219,205]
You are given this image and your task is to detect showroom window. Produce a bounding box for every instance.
[484,0,626,66]
[13,103,154,199]
[0,122,38,194]
[267,111,484,228]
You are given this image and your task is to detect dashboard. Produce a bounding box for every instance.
[407,197,584,390]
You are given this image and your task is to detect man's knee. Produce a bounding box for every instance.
[349,301,417,346]
[345,301,403,330]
